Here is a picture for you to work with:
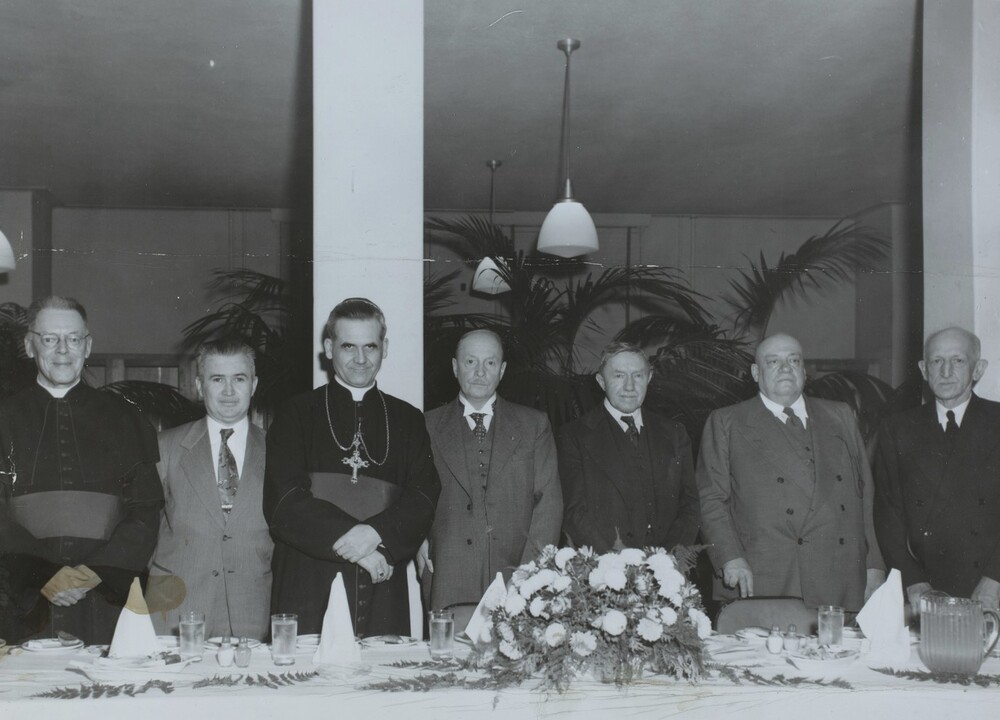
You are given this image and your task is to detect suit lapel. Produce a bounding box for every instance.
[180,419,226,529]
[435,401,474,498]
[580,409,634,507]
[228,424,265,524]
[740,399,816,499]
[803,400,842,514]
[488,398,519,480]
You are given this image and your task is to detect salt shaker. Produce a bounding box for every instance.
[234,637,253,668]
[783,624,800,652]
[766,625,784,654]
[216,636,234,667]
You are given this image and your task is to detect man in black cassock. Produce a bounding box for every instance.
[263,298,439,636]
[0,296,162,644]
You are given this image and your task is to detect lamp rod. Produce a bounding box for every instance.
[556,38,580,199]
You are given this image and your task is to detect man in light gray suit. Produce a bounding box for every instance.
[148,338,272,639]
[423,330,562,611]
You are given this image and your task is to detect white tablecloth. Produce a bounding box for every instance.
[2,636,999,720]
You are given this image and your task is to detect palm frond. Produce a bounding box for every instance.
[804,370,894,443]
[100,381,203,430]
[425,215,515,261]
[424,269,461,315]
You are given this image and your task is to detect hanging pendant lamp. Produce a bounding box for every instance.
[472,159,512,294]
[537,38,598,258]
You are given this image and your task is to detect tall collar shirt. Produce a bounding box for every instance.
[759,392,809,429]
[604,398,644,433]
[460,393,497,432]
[206,415,250,479]
[935,397,971,430]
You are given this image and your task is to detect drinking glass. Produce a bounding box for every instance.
[919,594,1000,676]
[817,605,844,646]
[428,609,455,659]
[178,611,206,660]
[270,613,298,666]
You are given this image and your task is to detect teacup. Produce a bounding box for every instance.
[919,593,999,676]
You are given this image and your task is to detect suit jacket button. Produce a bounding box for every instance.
[466,539,472,545]
[840,504,846,511]
[839,538,845,545]
[916,500,924,507]
[786,508,794,515]
[836,475,843,482]
[467,503,472,511]
[212,570,219,577]
[797,538,803,545]
[776,477,785,484]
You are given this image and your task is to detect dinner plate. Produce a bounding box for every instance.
[297,633,320,647]
[360,635,419,648]
[22,638,84,652]
[205,636,260,649]
[734,627,769,643]
[786,642,860,674]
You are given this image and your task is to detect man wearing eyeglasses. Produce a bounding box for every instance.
[0,296,163,644]
[696,333,885,612]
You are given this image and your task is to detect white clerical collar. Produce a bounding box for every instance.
[935,396,971,429]
[37,377,80,399]
[604,398,644,432]
[459,393,497,418]
[759,392,809,427]
[335,374,374,402]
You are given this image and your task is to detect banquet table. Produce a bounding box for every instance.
[2,633,999,720]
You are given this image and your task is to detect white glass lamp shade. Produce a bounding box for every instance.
[472,256,512,295]
[0,229,15,272]
[536,199,599,258]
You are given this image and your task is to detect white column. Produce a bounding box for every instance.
[923,0,1000,399]
[312,1,424,408]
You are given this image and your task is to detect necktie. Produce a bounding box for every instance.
[783,406,806,431]
[218,428,239,512]
[621,415,639,447]
[470,413,487,442]
[945,410,959,434]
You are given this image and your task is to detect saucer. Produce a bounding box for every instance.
[22,638,84,652]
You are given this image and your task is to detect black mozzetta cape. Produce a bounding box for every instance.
[263,382,439,636]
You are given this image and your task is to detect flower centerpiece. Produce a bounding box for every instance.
[474,545,710,691]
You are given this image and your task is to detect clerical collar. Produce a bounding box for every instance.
[459,393,497,418]
[334,374,374,402]
[935,396,971,429]
[604,398,644,432]
[36,376,81,399]
[759,392,808,426]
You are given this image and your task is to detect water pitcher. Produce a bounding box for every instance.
[919,594,999,675]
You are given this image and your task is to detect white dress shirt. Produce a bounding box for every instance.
[459,392,497,432]
[604,398,645,433]
[935,396,971,430]
[759,392,809,428]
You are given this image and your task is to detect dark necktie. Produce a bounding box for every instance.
[621,415,639,447]
[783,406,805,432]
[470,413,487,442]
[945,410,959,434]
[218,428,239,512]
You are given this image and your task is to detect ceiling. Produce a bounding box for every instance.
[0,0,920,218]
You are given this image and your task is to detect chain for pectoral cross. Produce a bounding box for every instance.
[342,434,369,483]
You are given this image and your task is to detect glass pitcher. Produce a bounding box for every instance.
[919,594,1000,676]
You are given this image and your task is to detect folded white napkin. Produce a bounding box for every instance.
[108,577,162,659]
[313,572,361,665]
[464,572,506,644]
[857,568,911,665]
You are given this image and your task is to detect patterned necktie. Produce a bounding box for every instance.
[783,406,806,432]
[470,413,487,442]
[621,415,639,447]
[218,428,239,512]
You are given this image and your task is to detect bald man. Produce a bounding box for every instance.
[875,327,1000,611]
[697,333,884,611]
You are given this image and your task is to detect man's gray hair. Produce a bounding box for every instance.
[26,296,88,331]
[597,341,649,373]
[195,336,257,377]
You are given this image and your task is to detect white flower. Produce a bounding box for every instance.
[538,544,558,564]
[544,622,567,647]
[535,568,559,589]
[659,606,678,626]
[619,548,646,565]
[529,597,548,618]
[504,591,527,616]
[549,596,571,615]
[590,615,604,630]
[645,552,676,574]
[602,609,628,636]
[588,566,607,589]
[555,547,578,570]
[570,631,598,657]
[497,621,515,642]
[577,546,595,559]
[688,608,712,639]
[654,567,686,598]
[499,640,523,659]
[605,568,628,591]
[637,617,663,642]
[597,553,627,571]
[552,575,572,592]
[634,574,649,594]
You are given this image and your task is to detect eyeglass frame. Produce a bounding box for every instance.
[27,331,91,350]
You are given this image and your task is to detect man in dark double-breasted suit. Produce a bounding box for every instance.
[148,338,273,640]
[424,330,562,611]
[875,327,1000,611]
[558,341,700,553]
[697,333,884,611]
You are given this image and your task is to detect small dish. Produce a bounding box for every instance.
[205,636,260,649]
[22,638,84,652]
[359,635,419,648]
[734,626,770,643]
[787,642,860,673]
[296,633,320,647]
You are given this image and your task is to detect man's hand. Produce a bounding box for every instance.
[333,524,382,563]
[722,558,754,598]
[971,576,1000,610]
[864,568,886,603]
[415,539,434,576]
[357,551,393,584]
[906,581,933,614]
[49,587,90,607]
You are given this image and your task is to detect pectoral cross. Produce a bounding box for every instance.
[342,436,369,483]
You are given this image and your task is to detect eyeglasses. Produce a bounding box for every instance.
[28,331,90,350]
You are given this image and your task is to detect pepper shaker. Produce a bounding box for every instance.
[766,625,784,654]
[234,637,253,668]
[783,624,800,652]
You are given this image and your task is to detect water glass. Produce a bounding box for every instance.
[817,605,844,646]
[428,609,455,659]
[178,611,206,660]
[271,613,298,666]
